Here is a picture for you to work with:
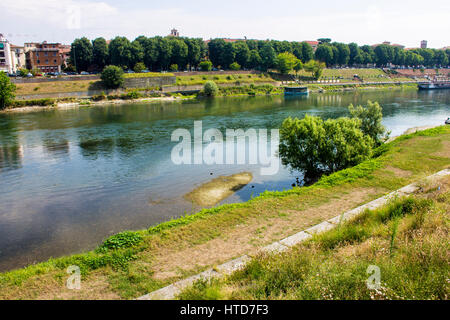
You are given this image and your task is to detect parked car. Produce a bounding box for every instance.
[125,70,135,74]
[26,73,33,77]
[80,71,89,75]
[142,69,150,73]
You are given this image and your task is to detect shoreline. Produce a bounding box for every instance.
[2,82,419,114]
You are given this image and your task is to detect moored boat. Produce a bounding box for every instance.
[418,80,450,90]
[284,86,309,96]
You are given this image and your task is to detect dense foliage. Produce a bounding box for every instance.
[100,65,125,89]
[203,81,219,96]
[0,72,16,109]
[279,101,387,180]
[69,35,450,73]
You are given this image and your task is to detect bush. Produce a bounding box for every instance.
[91,92,106,101]
[169,64,178,72]
[230,62,241,70]
[126,90,142,99]
[279,114,374,180]
[199,60,213,71]
[97,231,143,253]
[0,72,16,109]
[101,65,124,89]
[133,62,146,73]
[203,81,218,97]
[348,101,388,146]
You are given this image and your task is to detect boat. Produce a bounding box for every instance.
[284,86,309,96]
[418,79,450,90]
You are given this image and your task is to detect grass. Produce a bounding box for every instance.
[178,192,449,300]
[0,126,448,299]
[15,80,105,95]
[123,72,175,78]
[174,73,275,86]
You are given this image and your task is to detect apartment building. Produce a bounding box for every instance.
[0,34,12,73]
[25,41,64,73]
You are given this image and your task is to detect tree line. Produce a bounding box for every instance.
[69,36,450,73]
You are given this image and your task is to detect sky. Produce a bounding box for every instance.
[1,0,449,48]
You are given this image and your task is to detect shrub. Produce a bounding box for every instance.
[230,62,241,70]
[133,62,146,73]
[0,72,16,109]
[348,100,388,146]
[279,114,374,180]
[199,60,213,71]
[101,65,124,89]
[170,64,178,72]
[97,231,143,253]
[203,81,218,97]
[91,92,106,101]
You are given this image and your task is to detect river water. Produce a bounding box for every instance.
[0,89,449,271]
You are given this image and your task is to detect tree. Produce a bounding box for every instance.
[279,114,374,180]
[315,44,334,66]
[275,52,299,74]
[221,42,235,69]
[348,100,387,146]
[92,37,109,70]
[169,64,178,71]
[433,50,448,66]
[348,43,361,66]
[133,62,146,73]
[374,44,394,66]
[259,43,276,71]
[199,60,213,71]
[101,65,124,89]
[170,38,188,70]
[333,43,350,66]
[109,36,133,69]
[18,68,29,77]
[304,60,325,79]
[293,60,303,75]
[318,38,332,44]
[70,37,93,72]
[292,42,304,62]
[301,42,314,62]
[208,39,226,68]
[0,72,16,109]
[130,40,144,68]
[233,41,250,69]
[230,62,241,70]
[185,38,205,69]
[203,81,218,96]
[247,50,262,69]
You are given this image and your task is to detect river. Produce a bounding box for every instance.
[0,89,449,271]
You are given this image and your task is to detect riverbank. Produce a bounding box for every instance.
[0,126,448,299]
[2,81,419,114]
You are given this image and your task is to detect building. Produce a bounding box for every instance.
[371,41,404,50]
[59,44,71,67]
[10,45,26,72]
[0,34,13,73]
[420,40,427,49]
[169,28,179,37]
[25,41,64,73]
[304,40,319,50]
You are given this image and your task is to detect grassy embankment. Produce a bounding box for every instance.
[179,189,450,300]
[293,68,413,83]
[0,126,448,300]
